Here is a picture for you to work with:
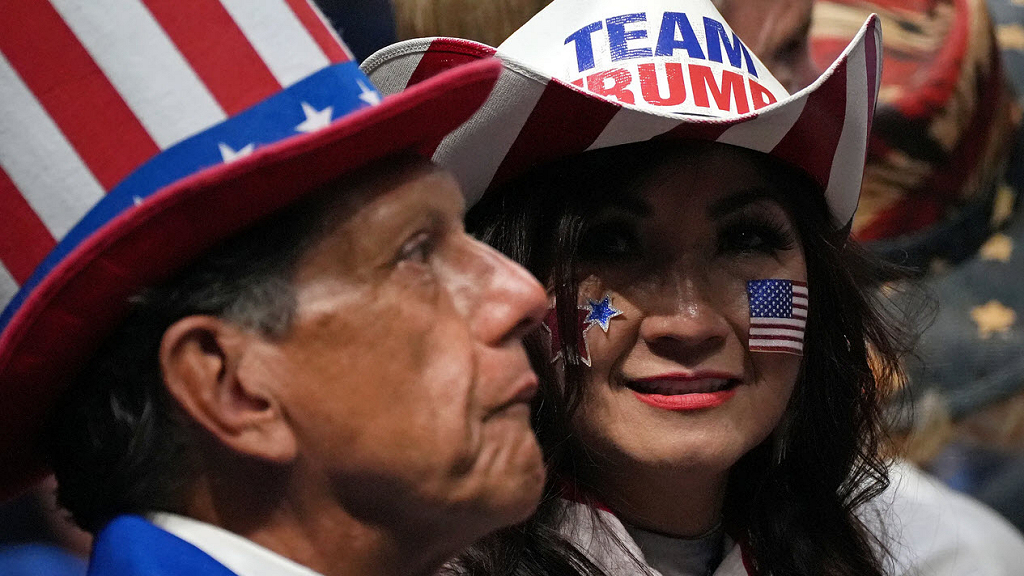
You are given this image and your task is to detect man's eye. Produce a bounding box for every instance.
[398,231,436,264]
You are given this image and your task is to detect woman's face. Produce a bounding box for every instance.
[567,145,807,478]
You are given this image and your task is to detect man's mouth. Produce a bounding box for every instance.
[488,374,539,417]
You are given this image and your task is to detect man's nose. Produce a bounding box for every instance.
[470,240,547,346]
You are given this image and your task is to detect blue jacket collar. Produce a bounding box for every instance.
[89,515,237,576]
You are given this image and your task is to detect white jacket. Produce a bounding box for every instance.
[556,500,750,576]
[555,460,1024,575]
[865,460,1024,576]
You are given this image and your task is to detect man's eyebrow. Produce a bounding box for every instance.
[709,188,782,219]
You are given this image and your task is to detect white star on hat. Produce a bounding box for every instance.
[295,102,334,133]
[218,142,255,163]
[357,80,382,106]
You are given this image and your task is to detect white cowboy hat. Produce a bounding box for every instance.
[362,0,882,228]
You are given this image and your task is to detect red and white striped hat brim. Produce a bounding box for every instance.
[363,0,882,228]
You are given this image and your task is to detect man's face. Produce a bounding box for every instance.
[251,158,547,542]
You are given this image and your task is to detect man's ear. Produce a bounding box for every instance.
[160,316,298,463]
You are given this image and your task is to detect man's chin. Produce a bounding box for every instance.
[503,458,546,524]
[461,432,546,529]
[484,434,546,526]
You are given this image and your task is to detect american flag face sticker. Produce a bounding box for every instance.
[746,279,808,355]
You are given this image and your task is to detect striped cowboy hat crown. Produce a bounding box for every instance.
[362,0,882,229]
[0,0,501,498]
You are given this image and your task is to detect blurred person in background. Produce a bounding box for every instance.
[311,0,554,63]
[713,0,820,93]
[391,0,553,47]
[810,0,1024,537]
[313,0,398,61]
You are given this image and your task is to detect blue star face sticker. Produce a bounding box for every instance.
[584,294,623,333]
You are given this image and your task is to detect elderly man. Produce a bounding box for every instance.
[0,2,545,576]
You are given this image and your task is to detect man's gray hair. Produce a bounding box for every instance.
[43,183,341,533]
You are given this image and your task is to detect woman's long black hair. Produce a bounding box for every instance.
[453,141,918,576]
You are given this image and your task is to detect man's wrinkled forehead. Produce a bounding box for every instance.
[288,154,461,275]
[289,154,443,241]
[334,155,462,228]
[319,154,437,215]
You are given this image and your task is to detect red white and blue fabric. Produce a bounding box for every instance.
[746,279,808,355]
[0,0,503,500]
[362,0,882,228]
[0,0,368,330]
[543,303,595,366]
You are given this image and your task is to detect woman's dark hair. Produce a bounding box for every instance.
[455,140,917,576]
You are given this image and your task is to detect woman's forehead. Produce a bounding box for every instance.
[602,144,791,214]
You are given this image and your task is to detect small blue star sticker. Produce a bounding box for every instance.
[585,295,622,333]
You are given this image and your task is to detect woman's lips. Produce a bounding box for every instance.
[626,374,739,411]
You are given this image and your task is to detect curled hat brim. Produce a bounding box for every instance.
[362,15,881,228]
[0,58,503,500]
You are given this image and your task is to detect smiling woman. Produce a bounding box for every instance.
[362,0,912,572]
[563,144,808,528]
[452,140,915,576]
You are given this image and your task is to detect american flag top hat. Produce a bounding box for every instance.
[362,0,882,228]
[0,0,501,498]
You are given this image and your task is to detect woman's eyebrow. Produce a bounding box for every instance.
[596,195,651,217]
[709,188,780,219]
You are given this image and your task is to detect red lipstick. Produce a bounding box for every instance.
[627,373,738,411]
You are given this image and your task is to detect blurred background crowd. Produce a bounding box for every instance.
[3,0,1023,572]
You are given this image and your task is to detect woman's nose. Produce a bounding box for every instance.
[636,275,731,361]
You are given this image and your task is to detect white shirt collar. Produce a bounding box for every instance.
[555,500,749,576]
[148,512,323,576]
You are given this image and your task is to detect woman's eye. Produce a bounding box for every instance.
[721,227,769,252]
[578,223,641,261]
[719,220,794,255]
